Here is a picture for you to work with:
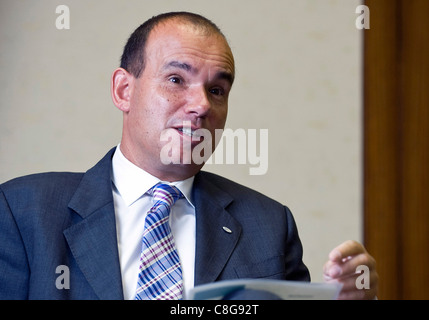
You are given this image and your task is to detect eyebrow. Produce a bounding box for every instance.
[164,61,194,73]
[217,71,235,86]
[163,60,234,86]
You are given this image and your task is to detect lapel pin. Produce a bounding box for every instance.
[222,226,232,234]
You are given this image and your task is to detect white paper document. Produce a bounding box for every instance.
[187,279,342,300]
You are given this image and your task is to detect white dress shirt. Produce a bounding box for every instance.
[111,145,196,300]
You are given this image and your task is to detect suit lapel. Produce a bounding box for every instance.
[193,172,242,286]
[64,148,124,300]
[62,149,242,296]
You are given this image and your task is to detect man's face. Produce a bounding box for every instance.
[121,20,235,181]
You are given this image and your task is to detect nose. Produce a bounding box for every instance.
[184,85,211,118]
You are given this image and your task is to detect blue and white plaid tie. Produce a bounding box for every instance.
[134,183,184,300]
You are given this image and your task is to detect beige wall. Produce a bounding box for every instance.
[0,0,362,283]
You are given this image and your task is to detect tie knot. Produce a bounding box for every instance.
[152,183,183,208]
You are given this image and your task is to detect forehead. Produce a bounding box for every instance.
[144,19,235,76]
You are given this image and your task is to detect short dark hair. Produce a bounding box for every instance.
[120,12,227,78]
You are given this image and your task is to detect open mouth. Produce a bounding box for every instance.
[177,127,193,137]
[176,127,203,139]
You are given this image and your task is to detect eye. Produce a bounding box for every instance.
[209,87,225,96]
[169,76,183,84]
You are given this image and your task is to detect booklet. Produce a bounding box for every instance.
[187,279,342,300]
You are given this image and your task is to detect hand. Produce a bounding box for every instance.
[323,240,378,300]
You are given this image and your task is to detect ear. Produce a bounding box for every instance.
[111,68,133,112]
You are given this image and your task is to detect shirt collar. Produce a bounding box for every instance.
[111,144,195,207]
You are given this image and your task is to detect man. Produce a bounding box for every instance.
[0,12,377,300]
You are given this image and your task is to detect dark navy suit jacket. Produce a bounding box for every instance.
[0,148,309,299]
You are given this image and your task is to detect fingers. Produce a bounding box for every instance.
[324,251,376,279]
[325,270,378,300]
[328,240,367,262]
[323,240,379,300]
